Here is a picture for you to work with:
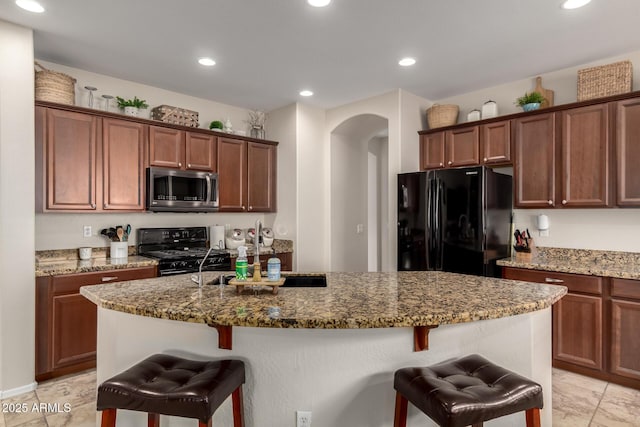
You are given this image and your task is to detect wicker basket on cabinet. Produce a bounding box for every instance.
[426,104,459,129]
[577,60,633,101]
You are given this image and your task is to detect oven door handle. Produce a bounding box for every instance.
[160,269,191,276]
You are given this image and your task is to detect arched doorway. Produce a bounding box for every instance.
[330,114,389,272]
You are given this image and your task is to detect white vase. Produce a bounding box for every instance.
[123,106,139,117]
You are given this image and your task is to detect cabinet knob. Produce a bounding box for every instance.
[178,162,182,167]
[249,206,253,211]
[104,204,108,209]
[483,157,488,162]
[448,161,453,165]
[90,203,96,209]
[547,200,553,205]
[242,205,245,210]
[439,162,444,167]
[187,163,191,168]
[562,199,567,205]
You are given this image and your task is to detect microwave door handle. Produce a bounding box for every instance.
[205,174,212,203]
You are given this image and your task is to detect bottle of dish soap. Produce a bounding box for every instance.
[235,246,248,281]
[267,249,281,281]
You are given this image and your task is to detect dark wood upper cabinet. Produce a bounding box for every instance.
[186,132,217,172]
[513,112,556,208]
[102,118,146,211]
[616,98,640,206]
[419,132,445,170]
[149,126,184,169]
[445,126,479,167]
[42,108,98,210]
[481,120,511,165]
[561,104,611,207]
[217,137,247,212]
[247,142,276,212]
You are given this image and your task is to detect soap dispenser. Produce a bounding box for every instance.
[235,246,248,281]
[267,249,281,281]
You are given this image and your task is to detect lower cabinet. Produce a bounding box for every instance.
[503,267,640,390]
[36,266,157,381]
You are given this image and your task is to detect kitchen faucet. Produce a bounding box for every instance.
[191,246,214,288]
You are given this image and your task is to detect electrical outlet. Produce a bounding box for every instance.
[296,410,312,427]
[83,225,92,238]
[539,229,549,237]
[356,224,364,234]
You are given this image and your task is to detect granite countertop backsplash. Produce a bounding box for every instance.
[35,239,293,277]
[497,247,640,280]
[80,271,567,329]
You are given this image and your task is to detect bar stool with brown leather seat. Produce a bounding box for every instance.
[97,354,245,427]
[393,354,543,427]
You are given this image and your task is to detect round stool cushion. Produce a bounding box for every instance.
[97,354,245,423]
[394,354,543,427]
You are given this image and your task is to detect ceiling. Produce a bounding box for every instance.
[1,0,639,111]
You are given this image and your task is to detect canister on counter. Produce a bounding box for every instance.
[482,100,498,119]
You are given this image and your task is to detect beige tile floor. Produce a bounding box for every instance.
[0,368,638,426]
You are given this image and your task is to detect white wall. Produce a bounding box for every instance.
[296,103,327,271]
[0,20,36,396]
[436,50,640,252]
[399,90,430,172]
[264,103,298,268]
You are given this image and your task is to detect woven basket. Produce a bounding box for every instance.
[426,104,459,129]
[151,105,199,128]
[34,62,76,105]
[577,60,633,101]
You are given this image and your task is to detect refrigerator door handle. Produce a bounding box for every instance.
[435,179,443,270]
[426,177,434,270]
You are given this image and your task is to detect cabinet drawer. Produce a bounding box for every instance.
[611,278,640,300]
[503,267,602,295]
[52,266,157,295]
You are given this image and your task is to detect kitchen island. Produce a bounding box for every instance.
[81,271,566,427]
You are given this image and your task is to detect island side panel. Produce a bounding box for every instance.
[96,307,552,427]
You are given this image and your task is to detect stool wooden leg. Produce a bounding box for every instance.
[199,419,212,427]
[148,413,160,427]
[101,408,117,427]
[525,407,541,427]
[232,384,245,427]
[393,391,408,427]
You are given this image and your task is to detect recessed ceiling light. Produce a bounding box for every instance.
[561,0,591,9]
[307,0,331,7]
[15,0,45,13]
[198,57,216,66]
[399,57,416,67]
[300,90,314,97]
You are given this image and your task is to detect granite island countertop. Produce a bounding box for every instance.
[80,271,566,329]
[497,247,640,280]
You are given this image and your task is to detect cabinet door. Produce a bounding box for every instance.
[45,109,98,210]
[186,132,216,172]
[553,293,603,370]
[446,126,479,167]
[51,293,97,369]
[616,98,640,206]
[481,120,511,165]
[218,137,247,211]
[514,113,556,208]
[561,104,610,207]
[149,126,184,169]
[419,133,445,170]
[102,118,146,211]
[611,299,640,381]
[247,142,276,212]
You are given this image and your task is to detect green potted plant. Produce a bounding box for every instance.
[516,92,546,112]
[116,96,148,117]
[209,120,224,131]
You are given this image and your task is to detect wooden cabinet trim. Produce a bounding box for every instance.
[611,278,640,300]
[480,120,511,165]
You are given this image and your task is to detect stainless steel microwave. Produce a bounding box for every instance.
[146,167,219,212]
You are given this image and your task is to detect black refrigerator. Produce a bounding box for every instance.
[397,166,512,277]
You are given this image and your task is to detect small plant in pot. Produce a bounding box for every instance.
[209,120,224,131]
[516,92,546,112]
[116,96,148,117]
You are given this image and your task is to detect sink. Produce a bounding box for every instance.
[282,274,327,288]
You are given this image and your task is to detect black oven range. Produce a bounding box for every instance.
[137,227,230,276]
